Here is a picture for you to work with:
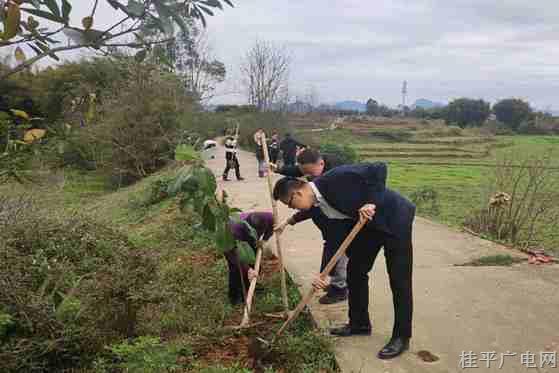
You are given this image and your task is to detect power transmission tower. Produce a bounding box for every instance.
[401,80,408,108]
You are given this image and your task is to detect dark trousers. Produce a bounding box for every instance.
[269,149,279,164]
[283,153,296,166]
[346,224,414,339]
[224,248,249,303]
[223,153,241,180]
[318,216,353,291]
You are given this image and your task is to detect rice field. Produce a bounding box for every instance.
[292,115,559,252]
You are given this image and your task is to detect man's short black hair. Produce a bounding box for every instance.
[245,213,264,238]
[296,148,322,165]
[272,177,307,201]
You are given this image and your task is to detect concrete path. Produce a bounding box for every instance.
[206,144,559,373]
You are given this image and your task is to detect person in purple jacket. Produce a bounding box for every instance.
[225,211,274,305]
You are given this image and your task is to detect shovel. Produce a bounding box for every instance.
[250,219,366,360]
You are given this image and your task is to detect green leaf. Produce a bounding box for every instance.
[237,242,256,265]
[171,12,189,34]
[126,0,144,17]
[4,3,21,40]
[153,1,174,35]
[29,43,43,56]
[202,204,216,231]
[198,5,215,16]
[192,7,207,27]
[44,0,60,17]
[167,167,194,196]
[61,0,71,23]
[201,0,223,9]
[47,51,60,61]
[107,0,127,12]
[193,166,216,195]
[21,7,64,23]
[215,221,235,253]
[35,40,49,52]
[175,144,200,161]
[30,1,42,9]
[134,49,146,62]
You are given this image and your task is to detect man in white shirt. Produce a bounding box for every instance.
[222,135,244,181]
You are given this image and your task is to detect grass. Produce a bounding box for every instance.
[456,255,525,267]
[295,118,559,254]
[4,168,338,372]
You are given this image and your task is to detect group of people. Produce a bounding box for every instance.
[222,128,305,181]
[223,144,416,360]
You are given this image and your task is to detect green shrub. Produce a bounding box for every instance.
[0,205,157,372]
[319,142,360,164]
[106,336,182,373]
[410,186,440,216]
[61,62,196,186]
[0,313,15,340]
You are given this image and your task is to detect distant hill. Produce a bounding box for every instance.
[334,100,366,112]
[412,99,445,109]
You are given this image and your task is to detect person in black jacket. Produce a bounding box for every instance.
[268,131,280,164]
[272,148,343,179]
[274,148,349,304]
[279,133,305,166]
[272,163,416,360]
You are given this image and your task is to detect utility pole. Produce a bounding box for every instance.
[401,80,408,108]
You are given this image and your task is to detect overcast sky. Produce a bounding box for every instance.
[204,0,559,109]
[5,1,559,109]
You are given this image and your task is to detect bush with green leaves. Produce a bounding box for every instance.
[65,60,197,186]
[102,336,183,373]
[318,142,360,164]
[167,148,257,265]
[0,110,41,184]
[410,186,440,217]
[0,206,158,372]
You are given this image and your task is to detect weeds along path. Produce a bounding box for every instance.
[206,141,559,373]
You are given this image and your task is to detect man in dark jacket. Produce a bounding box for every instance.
[274,148,349,304]
[279,133,305,166]
[272,148,343,179]
[272,163,415,360]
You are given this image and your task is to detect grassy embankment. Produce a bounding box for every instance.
[1,166,338,373]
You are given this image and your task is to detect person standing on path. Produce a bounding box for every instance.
[272,163,416,360]
[268,131,280,164]
[274,148,349,304]
[279,133,305,166]
[253,128,267,177]
[225,211,274,305]
[222,135,244,181]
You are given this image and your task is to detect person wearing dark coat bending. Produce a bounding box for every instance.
[224,211,274,305]
[273,148,349,304]
[272,163,416,360]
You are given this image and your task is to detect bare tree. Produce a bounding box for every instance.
[240,40,290,111]
[176,29,226,101]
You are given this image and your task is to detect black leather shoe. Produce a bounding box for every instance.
[330,324,371,337]
[377,337,410,359]
[319,288,348,304]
